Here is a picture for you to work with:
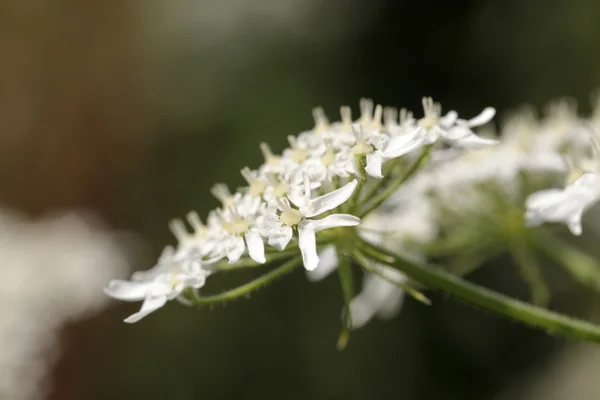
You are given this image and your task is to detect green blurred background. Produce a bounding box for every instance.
[3,0,600,399]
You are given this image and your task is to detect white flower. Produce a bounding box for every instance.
[380,98,496,162]
[444,107,498,147]
[306,246,407,329]
[349,266,406,329]
[263,176,360,270]
[525,172,600,235]
[305,245,339,282]
[104,246,210,323]
[215,194,271,264]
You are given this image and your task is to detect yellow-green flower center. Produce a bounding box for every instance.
[280,208,303,226]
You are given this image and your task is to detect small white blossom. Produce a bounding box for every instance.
[264,176,360,270]
[215,194,271,264]
[525,172,600,235]
[104,247,211,323]
[350,266,406,329]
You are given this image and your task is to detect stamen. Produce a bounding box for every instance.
[260,142,281,165]
[360,98,374,125]
[169,218,191,243]
[287,135,309,163]
[340,106,353,132]
[241,167,267,196]
[211,183,236,208]
[399,108,413,124]
[384,107,398,128]
[312,107,329,133]
[186,211,208,238]
[371,104,383,130]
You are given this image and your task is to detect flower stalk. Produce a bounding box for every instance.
[354,237,600,344]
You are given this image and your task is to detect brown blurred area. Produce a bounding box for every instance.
[0,2,151,398]
[0,1,150,221]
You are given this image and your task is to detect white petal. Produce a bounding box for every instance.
[304,179,358,218]
[453,131,498,147]
[349,295,377,329]
[525,186,599,232]
[375,289,405,320]
[365,152,383,179]
[306,245,339,282]
[567,215,583,236]
[573,172,600,188]
[104,280,153,301]
[124,295,168,323]
[526,189,567,210]
[382,130,425,159]
[467,107,495,127]
[349,271,404,328]
[287,191,306,210]
[245,230,266,263]
[298,225,319,271]
[307,214,361,233]
[440,110,458,127]
[267,226,293,250]
[226,237,245,263]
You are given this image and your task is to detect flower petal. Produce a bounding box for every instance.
[267,226,293,250]
[298,224,319,271]
[526,189,567,210]
[467,107,495,127]
[453,131,498,147]
[307,214,361,233]
[245,230,266,263]
[348,294,377,329]
[304,179,358,218]
[382,130,425,159]
[306,245,339,282]
[365,152,383,179]
[525,185,600,233]
[440,110,458,127]
[124,295,168,323]
[567,213,583,236]
[226,237,245,263]
[104,280,153,301]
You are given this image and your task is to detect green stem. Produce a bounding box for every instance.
[212,248,298,271]
[533,231,600,292]
[190,257,302,305]
[355,237,600,344]
[351,247,431,305]
[336,248,354,350]
[358,146,431,218]
[508,241,550,306]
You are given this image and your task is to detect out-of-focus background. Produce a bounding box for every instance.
[3,1,600,399]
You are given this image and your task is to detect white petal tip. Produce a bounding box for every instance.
[304,261,319,271]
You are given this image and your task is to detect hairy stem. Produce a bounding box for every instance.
[355,237,600,344]
[190,257,302,305]
[351,247,431,305]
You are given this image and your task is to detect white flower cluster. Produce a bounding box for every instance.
[308,99,600,327]
[105,97,498,323]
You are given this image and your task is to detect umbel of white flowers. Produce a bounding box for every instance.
[104,96,500,325]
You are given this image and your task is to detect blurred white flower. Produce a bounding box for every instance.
[0,209,131,400]
[526,173,600,235]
